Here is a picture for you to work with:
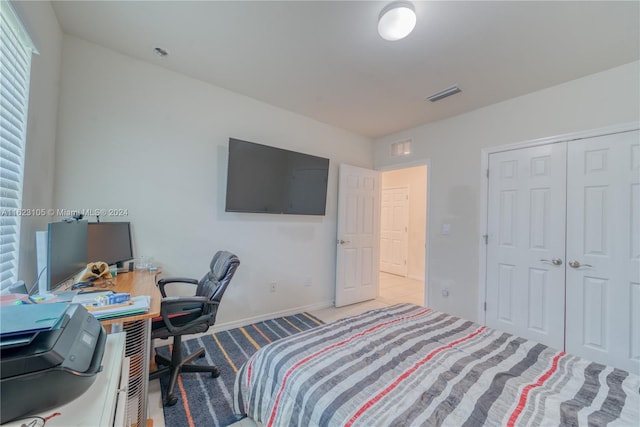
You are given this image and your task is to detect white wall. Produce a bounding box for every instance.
[381,166,427,281]
[11,1,62,289]
[55,35,373,324]
[374,61,640,321]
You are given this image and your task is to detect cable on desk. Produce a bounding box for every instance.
[16,416,44,427]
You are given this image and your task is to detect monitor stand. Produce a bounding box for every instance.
[112,262,131,275]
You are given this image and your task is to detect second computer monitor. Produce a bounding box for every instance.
[87,222,133,268]
[47,220,88,291]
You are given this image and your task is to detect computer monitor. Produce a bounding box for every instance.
[87,222,133,268]
[47,220,88,291]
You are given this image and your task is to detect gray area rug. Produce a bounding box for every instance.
[156,312,324,427]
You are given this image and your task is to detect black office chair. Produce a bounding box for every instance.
[149,250,240,406]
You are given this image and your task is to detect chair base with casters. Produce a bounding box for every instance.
[149,335,220,406]
[148,250,240,407]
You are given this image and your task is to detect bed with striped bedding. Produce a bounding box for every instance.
[233,303,639,426]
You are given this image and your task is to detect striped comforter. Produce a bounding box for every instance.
[233,304,640,426]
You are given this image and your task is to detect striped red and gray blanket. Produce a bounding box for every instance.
[233,304,639,426]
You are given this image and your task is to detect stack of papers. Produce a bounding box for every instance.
[71,291,114,305]
[84,295,150,320]
[0,303,68,348]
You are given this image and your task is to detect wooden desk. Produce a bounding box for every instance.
[97,270,161,327]
[76,270,159,427]
[61,269,160,318]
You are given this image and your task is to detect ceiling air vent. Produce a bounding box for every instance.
[426,85,461,102]
[391,138,412,156]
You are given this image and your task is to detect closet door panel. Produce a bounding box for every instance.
[566,130,639,374]
[486,143,566,350]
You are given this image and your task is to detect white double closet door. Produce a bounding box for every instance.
[486,130,639,374]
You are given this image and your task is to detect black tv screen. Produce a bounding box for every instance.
[225,138,330,215]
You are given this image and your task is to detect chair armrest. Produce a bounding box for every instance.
[158,296,219,334]
[156,277,198,297]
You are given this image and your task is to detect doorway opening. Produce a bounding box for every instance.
[378,164,428,307]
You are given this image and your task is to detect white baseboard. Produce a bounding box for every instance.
[208,300,334,333]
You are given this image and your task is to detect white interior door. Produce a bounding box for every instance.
[335,164,380,307]
[380,187,408,276]
[565,130,640,374]
[485,143,567,350]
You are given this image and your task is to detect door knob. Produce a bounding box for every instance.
[540,258,563,266]
[338,239,351,245]
[568,260,593,269]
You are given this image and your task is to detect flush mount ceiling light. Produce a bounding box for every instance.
[378,1,417,41]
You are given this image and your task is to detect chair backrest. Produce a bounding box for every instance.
[196,251,240,321]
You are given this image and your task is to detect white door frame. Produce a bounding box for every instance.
[478,122,640,324]
[377,159,431,308]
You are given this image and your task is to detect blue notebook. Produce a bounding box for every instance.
[0,302,68,337]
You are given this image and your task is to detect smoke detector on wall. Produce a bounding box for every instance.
[153,47,169,57]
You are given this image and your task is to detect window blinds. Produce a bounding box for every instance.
[0,2,35,290]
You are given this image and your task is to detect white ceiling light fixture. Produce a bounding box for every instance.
[378,1,417,41]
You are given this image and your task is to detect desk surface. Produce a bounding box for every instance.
[66,270,160,326]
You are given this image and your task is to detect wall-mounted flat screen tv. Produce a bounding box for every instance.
[225,138,330,215]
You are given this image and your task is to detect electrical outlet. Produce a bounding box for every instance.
[440,280,454,298]
[303,276,312,287]
[270,282,277,292]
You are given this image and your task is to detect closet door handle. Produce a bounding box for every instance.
[568,260,592,269]
[540,258,563,266]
